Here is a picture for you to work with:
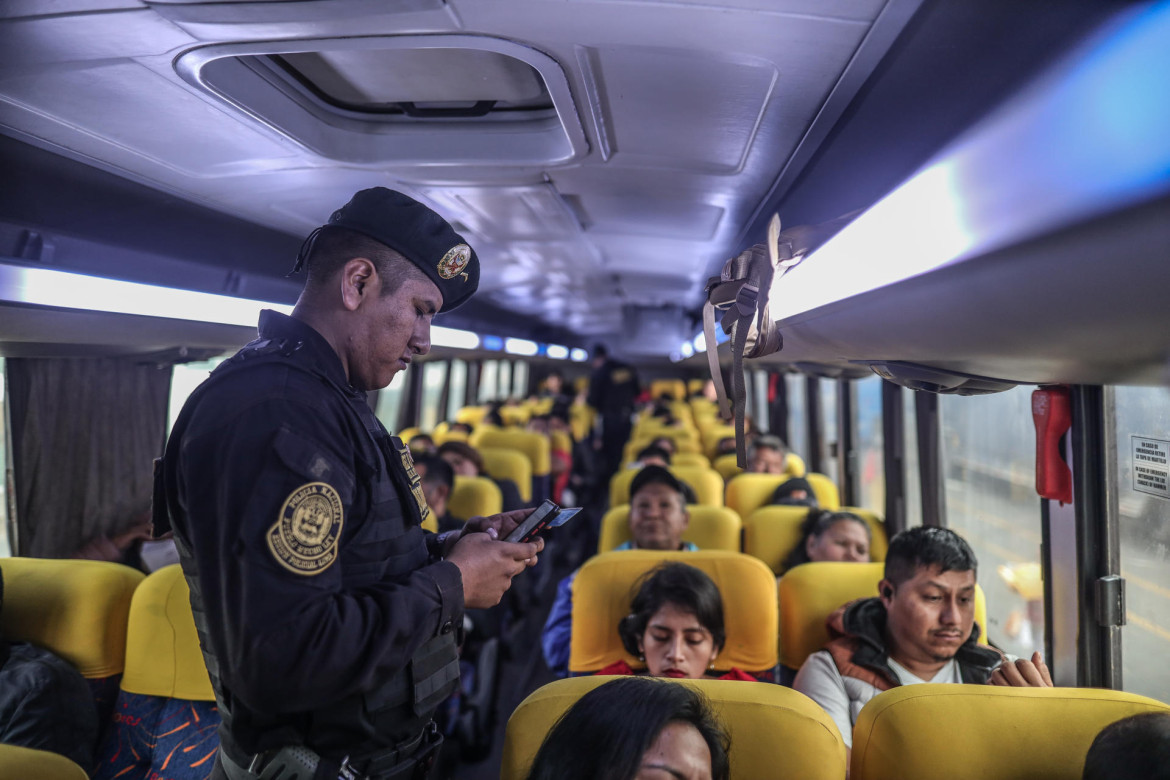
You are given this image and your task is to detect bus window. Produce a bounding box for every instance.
[375,370,407,432]
[419,362,448,432]
[167,358,225,433]
[512,360,529,399]
[940,388,1044,661]
[904,389,922,529]
[446,359,468,423]
[752,370,769,434]
[498,361,512,401]
[1,359,9,557]
[856,376,885,515]
[1114,385,1170,702]
[478,361,499,403]
[820,378,839,485]
[786,373,808,460]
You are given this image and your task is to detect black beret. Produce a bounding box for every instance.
[319,187,479,312]
[630,464,687,502]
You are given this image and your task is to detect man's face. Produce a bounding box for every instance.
[628,483,688,550]
[882,565,977,668]
[349,272,442,391]
[749,446,786,474]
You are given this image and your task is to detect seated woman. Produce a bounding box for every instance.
[526,676,730,780]
[598,563,755,681]
[780,510,871,572]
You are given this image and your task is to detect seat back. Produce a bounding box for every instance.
[454,405,487,425]
[726,472,840,517]
[609,464,725,507]
[479,446,533,503]
[743,506,888,576]
[501,677,846,780]
[470,428,550,502]
[648,378,687,400]
[569,550,777,675]
[449,475,504,521]
[699,423,736,459]
[0,745,88,780]
[598,505,743,553]
[94,564,219,780]
[777,562,987,671]
[851,685,1170,780]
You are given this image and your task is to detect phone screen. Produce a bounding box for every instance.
[504,502,583,543]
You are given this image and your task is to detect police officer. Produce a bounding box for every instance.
[586,343,640,482]
[155,188,543,780]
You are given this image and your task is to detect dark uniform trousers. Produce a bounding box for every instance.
[156,311,461,780]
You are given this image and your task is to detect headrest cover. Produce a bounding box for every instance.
[318,187,479,312]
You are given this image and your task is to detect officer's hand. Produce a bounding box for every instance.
[989,651,1054,687]
[463,508,533,540]
[447,531,543,609]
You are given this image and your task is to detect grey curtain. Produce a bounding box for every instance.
[8,357,172,558]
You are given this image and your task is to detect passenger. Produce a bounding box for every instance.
[542,466,697,677]
[771,476,819,508]
[747,434,789,475]
[158,187,543,780]
[597,562,756,681]
[525,676,730,780]
[588,343,641,481]
[414,455,457,533]
[794,526,1052,760]
[438,440,526,513]
[408,432,438,457]
[634,444,672,468]
[484,401,506,427]
[539,369,573,409]
[70,512,154,571]
[650,436,678,455]
[714,436,737,458]
[0,568,100,772]
[1082,712,1170,780]
[785,511,870,572]
[448,421,474,435]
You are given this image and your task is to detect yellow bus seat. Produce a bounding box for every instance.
[699,423,737,459]
[609,464,725,508]
[623,435,704,461]
[549,430,573,457]
[499,405,530,426]
[568,550,778,676]
[433,429,469,445]
[687,378,706,396]
[713,452,808,481]
[449,475,504,521]
[421,512,439,533]
[851,685,1170,780]
[454,406,487,425]
[777,562,987,673]
[94,564,219,780]
[470,428,551,501]
[479,446,534,503]
[0,745,88,780]
[501,676,846,780]
[569,403,594,442]
[397,426,423,446]
[726,472,841,518]
[744,506,888,576]
[648,378,687,400]
[598,505,743,554]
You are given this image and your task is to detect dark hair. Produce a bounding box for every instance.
[884,526,977,588]
[415,455,454,494]
[650,436,677,454]
[437,440,485,475]
[636,444,673,465]
[1083,712,1170,780]
[449,421,474,434]
[781,510,871,571]
[525,677,730,780]
[771,476,818,507]
[618,563,727,658]
[302,226,423,295]
[592,343,609,359]
[629,465,687,507]
[485,401,505,427]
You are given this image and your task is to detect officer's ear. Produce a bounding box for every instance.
[340,257,377,311]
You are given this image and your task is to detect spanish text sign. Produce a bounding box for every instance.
[1132,436,1170,499]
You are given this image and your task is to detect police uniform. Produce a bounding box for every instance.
[155,189,480,780]
[587,356,640,480]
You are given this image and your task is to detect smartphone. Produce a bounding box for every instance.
[504,500,582,543]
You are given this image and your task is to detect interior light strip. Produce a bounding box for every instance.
[431,326,479,350]
[769,2,1170,321]
[546,344,569,360]
[570,348,589,362]
[504,337,539,356]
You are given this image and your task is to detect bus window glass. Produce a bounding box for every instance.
[820,378,839,484]
[446,360,467,424]
[786,373,808,460]
[753,370,770,434]
[0,359,9,557]
[856,376,885,515]
[1114,385,1170,702]
[478,361,499,403]
[168,358,225,433]
[375,370,407,432]
[512,361,529,399]
[498,361,512,401]
[904,389,922,528]
[419,362,448,432]
[940,388,1044,662]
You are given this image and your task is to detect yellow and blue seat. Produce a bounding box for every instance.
[597,505,743,553]
[0,745,89,780]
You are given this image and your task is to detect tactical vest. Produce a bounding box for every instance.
[155,337,459,773]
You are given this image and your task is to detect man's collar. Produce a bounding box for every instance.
[257,309,353,392]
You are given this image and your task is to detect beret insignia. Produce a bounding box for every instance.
[437,244,472,280]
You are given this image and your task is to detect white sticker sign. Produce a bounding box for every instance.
[1132,436,1170,499]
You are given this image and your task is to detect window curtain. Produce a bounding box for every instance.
[7,357,171,558]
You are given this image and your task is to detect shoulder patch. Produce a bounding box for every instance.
[267,482,344,576]
[437,244,471,280]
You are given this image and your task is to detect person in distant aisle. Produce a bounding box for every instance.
[0,568,100,772]
[794,526,1052,760]
[747,434,789,475]
[438,440,526,513]
[1083,712,1170,780]
[414,455,458,533]
[780,510,871,573]
[587,344,640,481]
[539,369,573,410]
[528,414,571,504]
[597,562,755,681]
[542,466,697,677]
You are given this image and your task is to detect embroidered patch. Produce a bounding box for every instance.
[437,244,471,280]
[267,482,344,576]
[397,442,431,522]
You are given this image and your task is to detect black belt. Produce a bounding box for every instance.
[219,723,440,780]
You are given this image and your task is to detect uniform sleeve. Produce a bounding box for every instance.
[793,650,855,748]
[540,571,576,678]
[175,392,463,715]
